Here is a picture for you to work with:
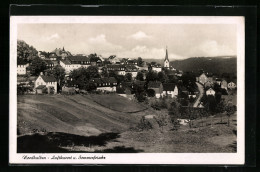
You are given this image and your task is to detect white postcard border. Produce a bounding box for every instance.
[9,16,245,164]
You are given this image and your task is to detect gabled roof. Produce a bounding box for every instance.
[67,56,90,62]
[60,59,71,65]
[148,81,162,88]
[206,88,215,92]
[125,65,138,72]
[91,77,117,85]
[40,75,57,82]
[163,83,176,91]
[107,64,125,70]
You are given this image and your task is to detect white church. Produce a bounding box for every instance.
[164,47,170,68]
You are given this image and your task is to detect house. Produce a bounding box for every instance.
[227,82,237,89]
[164,47,170,68]
[204,81,214,88]
[162,83,178,98]
[17,60,29,75]
[221,80,228,90]
[206,88,215,96]
[116,82,134,99]
[91,77,117,92]
[215,78,222,85]
[107,64,126,75]
[60,56,91,74]
[48,53,58,61]
[34,73,57,94]
[44,60,54,69]
[197,73,208,85]
[152,66,162,72]
[148,81,163,98]
[125,65,138,78]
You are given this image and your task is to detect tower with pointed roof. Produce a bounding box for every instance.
[164,46,170,68]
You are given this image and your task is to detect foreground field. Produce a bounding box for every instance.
[17,94,237,153]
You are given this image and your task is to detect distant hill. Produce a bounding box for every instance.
[170,57,237,75]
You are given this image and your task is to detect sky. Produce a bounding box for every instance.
[18,24,237,60]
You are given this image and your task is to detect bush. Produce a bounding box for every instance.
[147,89,155,97]
[136,116,153,131]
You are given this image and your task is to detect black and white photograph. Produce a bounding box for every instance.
[9,16,245,164]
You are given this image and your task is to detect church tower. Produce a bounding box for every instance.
[164,46,170,68]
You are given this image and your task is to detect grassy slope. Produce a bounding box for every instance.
[17,94,237,153]
[17,94,142,136]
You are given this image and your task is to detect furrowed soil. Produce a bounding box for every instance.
[17,94,237,153]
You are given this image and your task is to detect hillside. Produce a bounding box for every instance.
[170,57,237,75]
[17,94,237,153]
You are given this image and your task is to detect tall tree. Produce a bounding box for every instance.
[158,71,168,83]
[136,72,144,81]
[125,73,132,82]
[69,67,89,89]
[146,71,158,83]
[17,40,38,62]
[27,57,47,76]
[86,66,100,79]
[137,57,144,67]
[46,65,66,92]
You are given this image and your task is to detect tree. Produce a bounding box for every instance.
[17,40,38,62]
[69,67,89,89]
[45,65,66,92]
[136,72,144,81]
[168,100,181,130]
[27,57,47,76]
[147,89,155,97]
[225,102,235,126]
[89,53,100,62]
[216,99,225,123]
[125,73,132,82]
[86,66,100,79]
[101,67,109,77]
[146,71,158,83]
[158,71,168,83]
[137,57,144,67]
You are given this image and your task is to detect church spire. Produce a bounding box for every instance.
[62,46,65,51]
[165,46,169,62]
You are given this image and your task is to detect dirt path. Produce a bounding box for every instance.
[193,82,204,107]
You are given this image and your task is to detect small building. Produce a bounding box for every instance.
[34,73,57,94]
[17,60,29,75]
[60,56,91,74]
[125,65,138,78]
[44,60,55,69]
[107,64,126,75]
[221,80,228,90]
[206,88,215,96]
[116,82,134,100]
[148,81,163,98]
[227,82,237,89]
[162,83,178,98]
[91,77,117,92]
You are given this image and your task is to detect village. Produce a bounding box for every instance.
[17,45,237,110]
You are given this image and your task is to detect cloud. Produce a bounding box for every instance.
[45,33,60,41]
[128,31,152,41]
[189,40,236,57]
[115,45,184,59]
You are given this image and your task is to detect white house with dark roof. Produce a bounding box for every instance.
[91,77,117,92]
[34,73,57,94]
[162,83,178,98]
[17,60,29,75]
[148,81,163,98]
[60,56,91,74]
[227,82,236,89]
[206,88,215,96]
[107,64,126,75]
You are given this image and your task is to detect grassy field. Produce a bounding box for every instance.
[17,94,237,153]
